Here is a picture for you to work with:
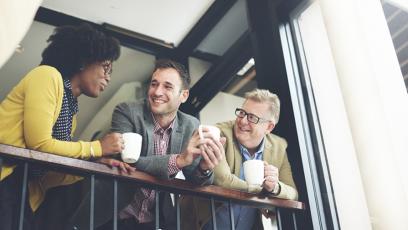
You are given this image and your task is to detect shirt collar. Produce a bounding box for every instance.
[151,112,175,134]
[239,138,265,161]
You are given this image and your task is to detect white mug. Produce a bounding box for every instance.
[243,159,264,186]
[121,132,142,163]
[198,125,220,141]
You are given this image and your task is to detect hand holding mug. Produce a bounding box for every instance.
[263,161,279,193]
[199,136,225,171]
[177,126,224,169]
[198,125,224,170]
[99,132,124,156]
[177,130,204,168]
[198,125,220,142]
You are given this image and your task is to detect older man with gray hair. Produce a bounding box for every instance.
[181,88,298,230]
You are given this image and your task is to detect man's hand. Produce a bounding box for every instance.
[176,130,204,168]
[176,129,225,169]
[96,157,136,174]
[199,137,226,171]
[263,161,279,193]
[99,132,124,156]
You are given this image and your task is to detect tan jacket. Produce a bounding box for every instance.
[180,121,298,230]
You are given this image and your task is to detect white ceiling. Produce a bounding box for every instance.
[41,0,215,46]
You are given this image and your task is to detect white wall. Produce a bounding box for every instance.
[79,82,143,140]
[0,0,42,68]
[200,92,244,125]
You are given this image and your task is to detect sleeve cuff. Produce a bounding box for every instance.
[168,154,180,176]
[248,184,263,193]
[91,141,102,158]
[194,167,213,178]
[271,182,281,195]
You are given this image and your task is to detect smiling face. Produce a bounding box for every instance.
[234,99,275,151]
[74,61,111,98]
[147,67,189,118]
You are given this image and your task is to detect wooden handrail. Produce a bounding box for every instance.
[0,143,305,210]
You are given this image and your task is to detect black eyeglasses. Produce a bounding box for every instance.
[235,108,271,124]
[101,62,113,76]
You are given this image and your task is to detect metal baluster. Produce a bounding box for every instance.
[155,190,160,230]
[0,157,3,182]
[90,175,95,230]
[18,162,28,230]
[228,200,235,230]
[292,211,298,230]
[0,157,3,173]
[175,194,180,230]
[276,208,282,230]
[113,179,118,230]
[210,197,217,230]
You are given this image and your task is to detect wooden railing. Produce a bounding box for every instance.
[0,143,305,230]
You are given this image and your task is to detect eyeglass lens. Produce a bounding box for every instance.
[235,108,260,124]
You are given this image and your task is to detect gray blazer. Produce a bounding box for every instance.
[111,100,211,184]
[66,100,211,230]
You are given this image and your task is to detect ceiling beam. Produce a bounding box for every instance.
[174,0,237,59]
[34,7,173,56]
[190,50,221,63]
[180,31,252,115]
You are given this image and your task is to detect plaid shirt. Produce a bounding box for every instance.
[119,115,180,223]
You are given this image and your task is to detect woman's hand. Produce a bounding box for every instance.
[96,157,135,174]
[99,132,124,156]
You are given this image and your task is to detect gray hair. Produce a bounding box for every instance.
[244,89,280,125]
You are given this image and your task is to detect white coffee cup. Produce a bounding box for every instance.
[198,125,220,141]
[243,159,264,185]
[121,132,142,163]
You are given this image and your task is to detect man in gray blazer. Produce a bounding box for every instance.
[66,59,224,230]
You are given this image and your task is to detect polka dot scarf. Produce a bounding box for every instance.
[52,79,79,141]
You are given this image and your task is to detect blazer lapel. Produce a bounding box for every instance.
[230,129,243,177]
[233,143,242,177]
[143,105,155,156]
[263,138,273,164]
[169,114,183,155]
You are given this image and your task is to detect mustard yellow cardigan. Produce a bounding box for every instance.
[0,65,102,211]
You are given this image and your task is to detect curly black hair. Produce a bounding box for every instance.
[153,59,191,89]
[41,23,120,79]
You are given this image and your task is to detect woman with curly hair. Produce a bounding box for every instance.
[0,23,127,230]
